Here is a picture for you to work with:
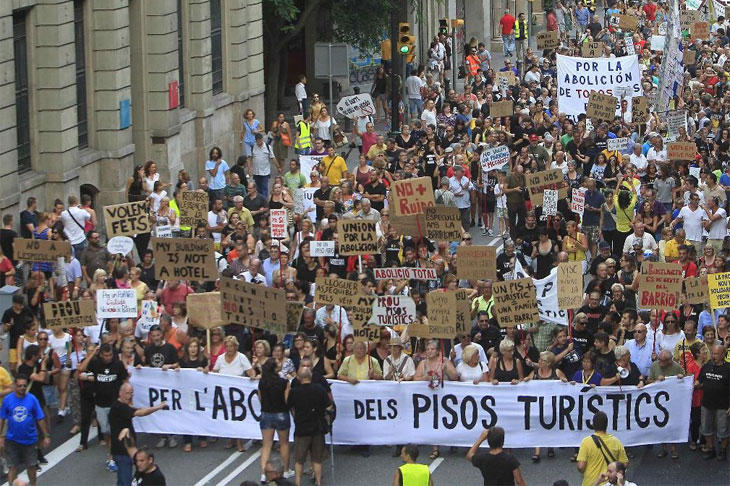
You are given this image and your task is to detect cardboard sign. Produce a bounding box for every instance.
[571,188,586,216]
[220,277,287,334]
[390,213,426,237]
[692,21,710,39]
[587,91,618,121]
[107,236,134,256]
[368,295,416,327]
[638,262,683,308]
[13,238,71,262]
[456,245,497,281]
[336,93,376,119]
[314,277,362,307]
[492,278,538,327]
[391,177,435,217]
[480,145,511,172]
[684,276,708,305]
[337,219,378,255]
[632,96,649,124]
[373,267,438,281]
[557,261,584,310]
[270,209,288,239]
[667,142,697,161]
[309,240,335,257]
[43,300,96,328]
[286,301,305,333]
[454,289,472,334]
[96,289,137,318]
[138,300,161,328]
[536,31,560,50]
[490,100,514,118]
[681,10,702,29]
[612,14,639,31]
[151,237,218,281]
[103,201,150,238]
[187,292,224,329]
[349,294,377,342]
[683,49,696,65]
[607,137,630,152]
[424,206,463,241]
[525,169,568,205]
[543,189,558,216]
[708,272,730,309]
[496,71,516,89]
[424,290,457,339]
[581,42,603,58]
[178,191,209,227]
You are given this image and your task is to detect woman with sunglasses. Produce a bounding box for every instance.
[205,328,226,371]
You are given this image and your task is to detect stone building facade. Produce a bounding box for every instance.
[0,0,264,228]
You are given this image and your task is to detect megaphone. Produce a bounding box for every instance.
[617,366,629,379]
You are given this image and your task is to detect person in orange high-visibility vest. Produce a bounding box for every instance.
[465,45,480,85]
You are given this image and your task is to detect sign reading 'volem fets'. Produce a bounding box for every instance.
[103,201,151,237]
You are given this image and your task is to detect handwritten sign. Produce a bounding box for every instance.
[220,277,287,334]
[490,100,514,118]
[373,267,437,280]
[13,238,71,262]
[708,272,730,309]
[571,188,586,216]
[349,294,377,342]
[638,262,683,308]
[667,142,696,161]
[286,301,305,333]
[684,276,708,305]
[691,21,710,39]
[607,137,630,152]
[309,240,335,257]
[557,261,584,310]
[625,37,635,56]
[632,96,649,124]
[496,71,516,89]
[424,206,463,241]
[43,300,96,328]
[587,91,618,121]
[179,191,209,227]
[270,209,288,239]
[492,278,538,327]
[681,10,702,30]
[456,246,497,281]
[683,49,696,65]
[543,189,558,216]
[650,35,666,51]
[151,237,218,280]
[612,14,639,31]
[480,145,511,172]
[337,220,378,255]
[424,291,457,339]
[536,31,560,50]
[390,213,426,237]
[454,289,472,334]
[187,292,224,329]
[107,236,134,256]
[138,300,161,330]
[525,169,568,205]
[581,42,603,58]
[336,93,376,119]
[666,110,688,141]
[314,277,362,307]
[103,201,150,238]
[96,289,137,318]
[391,177,434,217]
[367,295,416,327]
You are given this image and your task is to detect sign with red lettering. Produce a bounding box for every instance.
[638,262,683,308]
[367,295,416,327]
[373,267,438,281]
[270,209,287,239]
[391,176,435,217]
[525,169,569,205]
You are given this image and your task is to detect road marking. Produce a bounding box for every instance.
[3,428,99,486]
[429,456,444,473]
[193,450,244,486]
[215,448,262,486]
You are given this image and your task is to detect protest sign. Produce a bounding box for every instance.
[155,225,172,238]
[269,209,288,239]
[684,276,708,305]
[650,35,666,51]
[638,262,683,308]
[456,246,497,281]
[557,261,584,310]
[691,21,710,39]
[534,269,569,326]
[309,240,335,257]
[607,137,630,152]
[391,177,434,217]
[314,277,362,307]
[492,278,538,327]
[131,368,693,448]
[103,201,150,238]
[220,277,287,334]
[667,142,697,161]
[151,237,217,280]
[490,100,514,118]
[480,145,511,172]
[536,31,560,50]
[683,49,696,65]
[571,188,586,217]
[708,272,730,309]
[557,54,642,118]
[525,169,568,205]
[368,295,416,327]
[681,9,702,29]
[496,71,516,90]
[138,300,160,329]
[581,42,603,58]
[420,291,457,339]
[187,292,224,329]
[336,93,376,119]
[587,91,618,121]
[613,14,639,31]
[543,189,558,216]
[286,301,305,333]
[179,191,209,227]
[454,289,472,334]
[373,267,437,281]
[13,238,71,262]
[390,213,426,237]
[625,36,635,56]
[337,220,378,255]
[689,166,701,181]
[349,294,377,342]
[43,300,96,328]
[666,110,687,141]
[632,96,649,124]
[292,187,317,222]
[96,289,137,318]
[424,206,463,241]
[107,236,134,256]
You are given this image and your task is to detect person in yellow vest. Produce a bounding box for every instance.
[393,444,433,486]
[514,12,528,72]
[169,185,191,237]
[294,112,312,155]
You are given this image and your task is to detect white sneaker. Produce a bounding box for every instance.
[241,439,253,451]
[168,437,179,448]
[488,229,494,236]
[57,408,67,417]
[283,469,295,479]
[260,473,267,483]
[155,437,167,448]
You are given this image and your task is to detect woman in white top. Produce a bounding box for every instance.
[49,327,72,417]
[313,107,337,145]
[142,160,161,195]
[421,99,438,128]
[456,344,489,384]
[148,181,168,212]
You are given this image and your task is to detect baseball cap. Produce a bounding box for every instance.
[529,134,539,142]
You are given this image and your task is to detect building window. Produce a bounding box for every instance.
[177,0,185,106]
[74,0,88,149]
[13,10,31,172]
[210,0,223,95]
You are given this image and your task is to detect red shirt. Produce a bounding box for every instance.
[159,283,194,315]
[676,260,698,278]
[500,14,516,35]
[642,3,657,21]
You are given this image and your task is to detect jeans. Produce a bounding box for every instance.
[114,454,133,486]
[502,34,515,56]
[408,98,424,118]
[254,174,270,199]
[300,98,309,116]
[72,240,88,259]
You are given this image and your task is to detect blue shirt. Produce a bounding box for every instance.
[698,309,726,339]
[582,189,605,226]
[626,339,653,376]
[0,393,45,445]
[571,369,602,385]
[205,159,230,190]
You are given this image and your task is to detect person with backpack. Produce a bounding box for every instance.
[577,411,629,486]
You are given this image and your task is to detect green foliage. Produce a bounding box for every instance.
[266,0,300,22]
[330,0,392,54]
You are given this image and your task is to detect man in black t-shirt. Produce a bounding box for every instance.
[2,295,34,372]
[467,427,525,486]
[133,449,167,485]
[698,345,730,460]
[1,213,17,265]
[312,177,333,221]
[143,325,179,369]
[363,171,387,213]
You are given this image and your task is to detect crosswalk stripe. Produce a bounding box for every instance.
[214,448,262,486]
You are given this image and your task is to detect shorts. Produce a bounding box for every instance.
[5,440,38,469]
[583,225,600,245]
[294,434,326,464]
[95,405,111,435]
[701,406,729,439]
[496,207,508,220]
[484,197,496,212]
[260,412,291,431]
[9,348,18,364]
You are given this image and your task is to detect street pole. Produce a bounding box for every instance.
[328,43,335,117]
[389,4,401,135]
[451,28,456,91]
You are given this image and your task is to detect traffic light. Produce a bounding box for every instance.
[398,22,415,55]
[439,18,449,36]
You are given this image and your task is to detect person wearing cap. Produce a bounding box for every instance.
[589,240,612,276]
[449,165,473,231]
[383,337,415,382]
[528,134,550,170]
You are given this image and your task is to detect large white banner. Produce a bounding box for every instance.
[510,265,568,326]
[299,155,324,183]
[557,54,642,118]
[130,369,692,448]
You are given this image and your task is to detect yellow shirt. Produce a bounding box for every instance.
[0,367,11,391]
[337,355,382,381]
[319,156,348,184]
[577,432,628,486]
[565,232,587,262]
[366,143,387,161]
[227,207,255,230]
[663,239,683,262]
[614,191,637,233]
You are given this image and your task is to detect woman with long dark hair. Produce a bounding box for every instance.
[126,164,146,202]
[257,358,294,482]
